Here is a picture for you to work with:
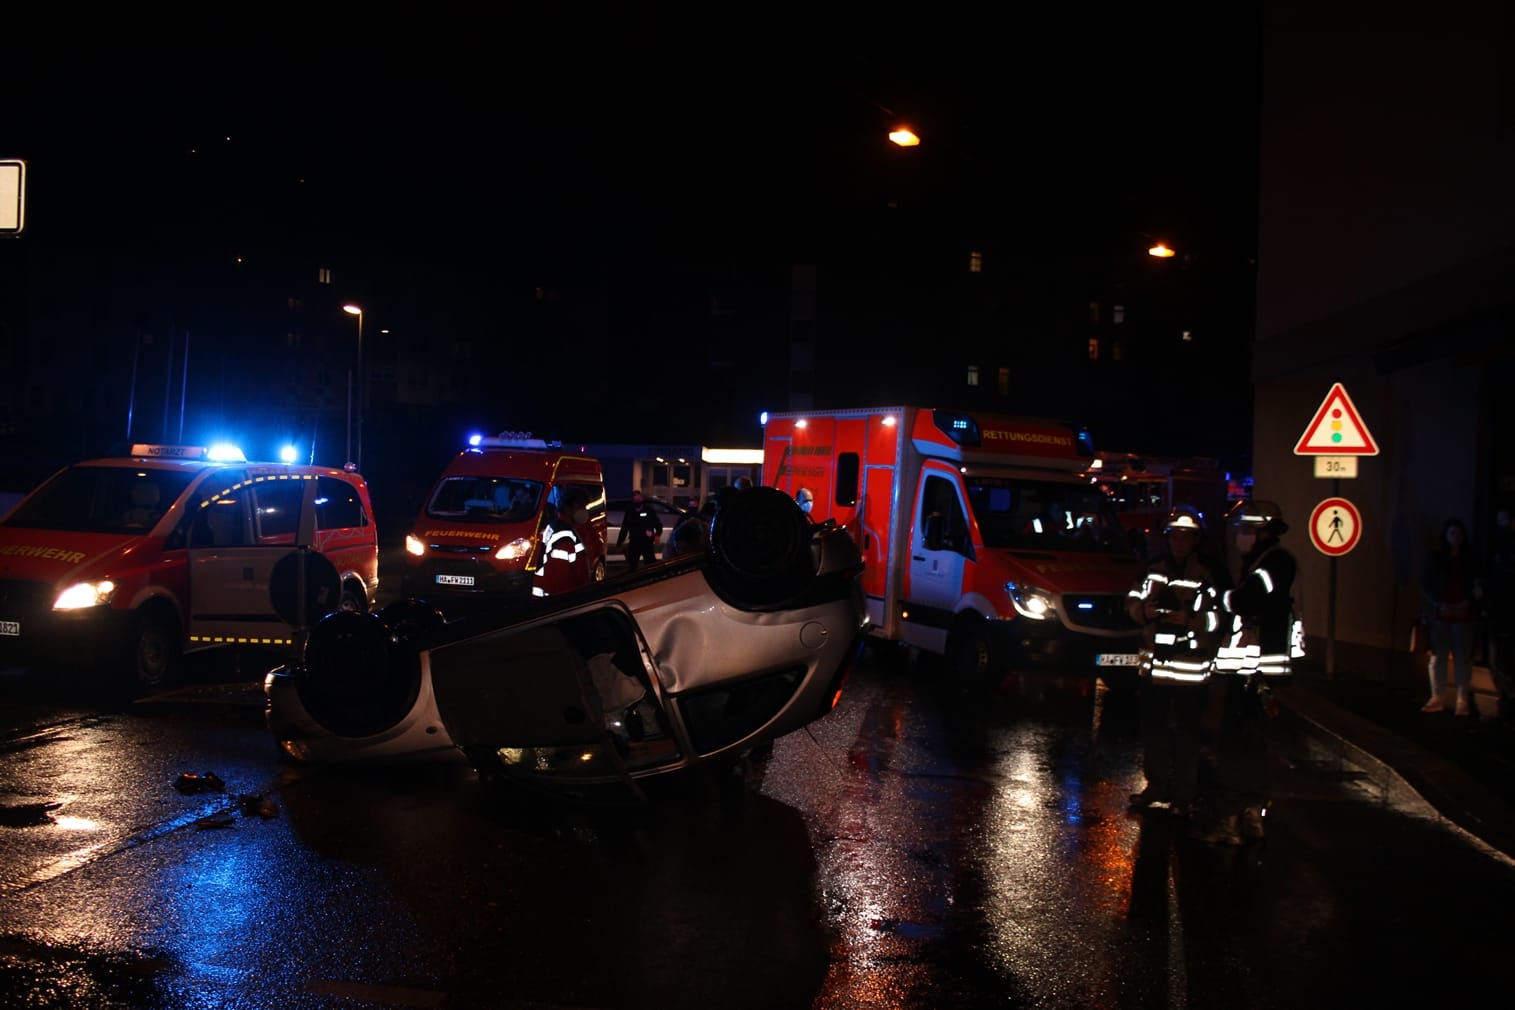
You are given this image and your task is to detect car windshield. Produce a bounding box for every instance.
[426,477,542,523]
[966,475,1127,553]
[3,466,197,534]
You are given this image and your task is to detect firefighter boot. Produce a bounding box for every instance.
[1422,655,1445,713]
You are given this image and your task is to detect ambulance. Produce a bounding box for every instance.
[401,433,608,615]
[763,406,1144,682]
[0,444,380,693]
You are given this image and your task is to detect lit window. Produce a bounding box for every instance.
[1114,305,1125,324]
[1088,337,1100,361]
[969,250,983,273]
[318,267,332,285]
[967,364,980,387]
[1181,330,1193,342]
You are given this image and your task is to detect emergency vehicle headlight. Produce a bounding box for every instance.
[495,537,533,562]
[1005,581,1055,621]
[54,580,117,610]
[405,534,426,557]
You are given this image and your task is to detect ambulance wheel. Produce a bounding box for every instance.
[592,559,607,583]
[946,616,996,685]
[131,607,183,693]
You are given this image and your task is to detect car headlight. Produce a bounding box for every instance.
[405,534,426,557]
[495,537,534,562]
[1005,581,1056,621]
[54,580,117,610]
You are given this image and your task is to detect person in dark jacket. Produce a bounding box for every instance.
[616,490,664,572]
[665,497,717,559]
[1420,516,1486,716]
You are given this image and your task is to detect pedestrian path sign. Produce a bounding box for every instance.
[1294,382,1379,455]
[1309,496,1361,557]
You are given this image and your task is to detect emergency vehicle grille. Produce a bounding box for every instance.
[429,543,495,555]
[0,579,53,618]
[1061,594,1139,632]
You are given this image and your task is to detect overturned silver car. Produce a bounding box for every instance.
[266,487,866,793]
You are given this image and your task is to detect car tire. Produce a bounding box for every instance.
[708,486,814,606]
[297,610,422,738]
[339,579,368,614]
[946,615,997,686]
[131,609,183,694]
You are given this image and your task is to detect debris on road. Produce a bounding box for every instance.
[173,771,226,795]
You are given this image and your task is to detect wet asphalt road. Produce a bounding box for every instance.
[1,651,1513,1009]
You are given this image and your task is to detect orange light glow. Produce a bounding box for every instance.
[1148,242,1176,258]
[888,128,920,147]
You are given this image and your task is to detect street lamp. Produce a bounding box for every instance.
[342,304,363,472]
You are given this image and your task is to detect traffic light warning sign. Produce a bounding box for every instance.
[1294,382,1380,456]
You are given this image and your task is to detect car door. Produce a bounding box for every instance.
[186,470,325,649]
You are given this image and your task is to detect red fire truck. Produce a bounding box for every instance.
[762,406,1144,682]
[1088,451,1234,560]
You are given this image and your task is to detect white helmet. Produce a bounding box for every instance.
[1164,504,1205,533]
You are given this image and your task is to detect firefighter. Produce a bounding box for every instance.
[1195,498,1299,845]
[532,491,590,597]
[1125,505,1229,815]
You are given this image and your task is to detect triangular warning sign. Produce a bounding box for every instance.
[1294,382,1380,455]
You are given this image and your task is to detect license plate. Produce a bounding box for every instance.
[436,574,475,587]
[1096,652,1138,667]
[0,620,17,636]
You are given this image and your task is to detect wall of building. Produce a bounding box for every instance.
[1254,0,1515,675]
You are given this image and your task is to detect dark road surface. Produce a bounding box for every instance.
[1,651,1511,1009]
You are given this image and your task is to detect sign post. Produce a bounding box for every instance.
[1294,382,1379,676]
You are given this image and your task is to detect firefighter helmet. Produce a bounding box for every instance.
[1164,504,1205,533]
[1228,499,1288,535]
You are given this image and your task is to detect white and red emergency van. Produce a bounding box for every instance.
[763,406,1144,682]
[0,444,380,693]
[401,433,608,615]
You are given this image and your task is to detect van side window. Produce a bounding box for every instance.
[185,472,250,547]
[558,482,606,522]
[315,476,365,530]
[836,452,860,507]
[253,479,303,540]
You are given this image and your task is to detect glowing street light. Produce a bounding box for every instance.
[1148,242,1176,258]
[888,127,921,147]
[343,304,363,472]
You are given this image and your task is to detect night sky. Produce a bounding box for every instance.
[6,8,1262,466]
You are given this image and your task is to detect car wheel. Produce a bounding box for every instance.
[339,580,367,614]
[708,486,814,606]
[297,610,422,738]
[946,615,996,685]
[591,559,607,583]
[131,609,182,693]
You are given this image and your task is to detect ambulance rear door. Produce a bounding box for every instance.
[186,470,324,650]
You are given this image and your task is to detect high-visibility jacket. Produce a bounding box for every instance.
[1214,543,1303,678]
[532,521,587,597]
[1126,553,1227,684]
